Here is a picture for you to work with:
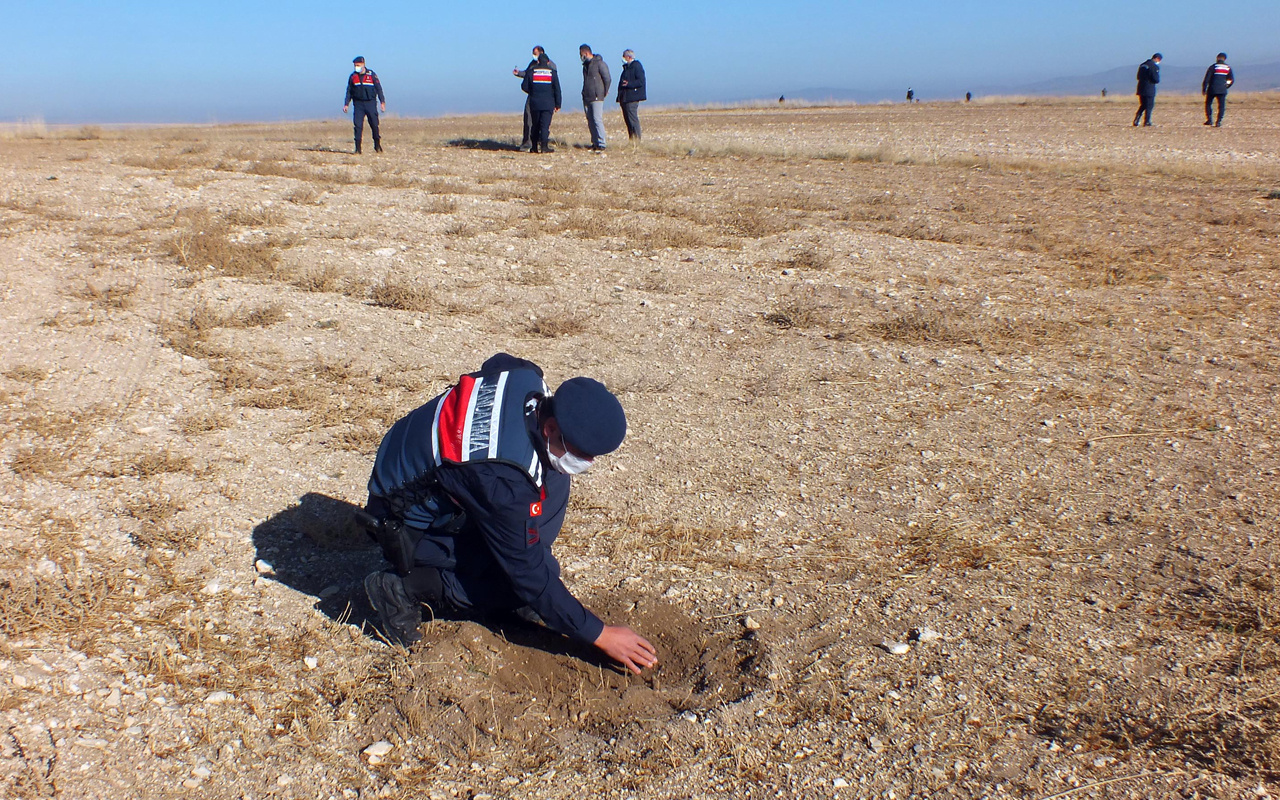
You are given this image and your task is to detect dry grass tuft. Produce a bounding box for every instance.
[287,186,322,205]
[291,264,348,293]
[76,278,139,310]
[4,365,50,383]
[166,210,282,280]
[423,196,458,214]
[116,448,194,479]
[869,309,981,345]
[526,312,588,338]
[0,567,130,637]
[764,289,831,330]
[371,277,434,312]
[125,494,202,550]
[177,409,230,435]
[780,246,830,271]
[10,446,61,477]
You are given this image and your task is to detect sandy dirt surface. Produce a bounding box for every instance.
[1,96,1279,799]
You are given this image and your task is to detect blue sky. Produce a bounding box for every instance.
[6,0,1280,123]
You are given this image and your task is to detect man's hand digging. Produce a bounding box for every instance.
[594,625,657,675]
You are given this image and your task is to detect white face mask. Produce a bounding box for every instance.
[355,66,366,73]
[549,432,593,475]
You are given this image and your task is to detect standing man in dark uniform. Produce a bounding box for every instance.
[616,49,647,141]
[521,53,562,153]
[343,56,385,154]
[1202,53,1235,127]
[513,46,557,152]
[361,353,657,675]
[1133,53,1162,127]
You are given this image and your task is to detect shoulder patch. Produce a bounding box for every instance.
[529,501,543,517]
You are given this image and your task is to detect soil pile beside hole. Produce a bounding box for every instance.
[365,598,767,752]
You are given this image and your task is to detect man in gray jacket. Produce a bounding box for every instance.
[579,44,612,151]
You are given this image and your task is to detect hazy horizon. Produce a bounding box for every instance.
[8,0,1280,125]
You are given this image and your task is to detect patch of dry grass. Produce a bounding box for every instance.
[764,288,832,330]
[290,264,348,293]
[76,277,139,310]
[371,277,434,312]
[177,409,230,435]
[4,365,49,383]
[9,446,61,477]
[525,312,588,338]
[166,210,283,280]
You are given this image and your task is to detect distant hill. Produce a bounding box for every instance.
[783,61,1280,104]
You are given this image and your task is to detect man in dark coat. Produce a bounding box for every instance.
[521,54,562,153]
[580,44,612,151]
[361,353,657,674]
[343,56,386,154]
[513,46,557,151]
[1202,53,1235,127]
[616,50,647,140]
[1133,53,1162,127]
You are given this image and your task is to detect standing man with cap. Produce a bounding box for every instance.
[579,44,612,151]
[1203,53,1235,127]
[1134,53,1162,127]
[513,46,557,152]
[343,56,385,154]
[616,49,647,141]
[361,353,657,675]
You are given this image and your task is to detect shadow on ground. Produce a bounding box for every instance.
[252,492,385,630]
[251,493,613,665]
[446,138,523,152]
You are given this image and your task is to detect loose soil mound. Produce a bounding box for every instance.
[365,599,768,753]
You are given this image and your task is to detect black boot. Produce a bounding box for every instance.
[374,141,384,153]
[364,571,421,646]
[355,143,362,154]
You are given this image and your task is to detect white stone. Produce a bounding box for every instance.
[374,248,397,257]
[303,657,318,670]
[363,741,394,759]
[204,691,234,704]
[834,778,850,788]
[913,627,942,644]
[254,559,274,575]
[881,641,910,655]
[743,616,762,631]
[192,766,212,779]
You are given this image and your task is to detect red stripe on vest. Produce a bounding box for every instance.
[437,377,476,462]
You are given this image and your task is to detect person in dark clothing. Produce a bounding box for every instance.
[513,46,557,151]
[580,44,612,150]
[906,88,914,102]
[965,92,972,102]
[616,50,646,141]
[521,54,562,153]
[343,56,386,154]
[361,353,657,674]
[1202,53,1235,126]
[1133,53,1162,127]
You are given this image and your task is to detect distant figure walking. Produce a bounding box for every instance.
[521,53,562,153]
[1202,53,1235,127]
[1133,53,1162,127]
[579,44,612,151]
[1101,88,1108,97]
[779,95,785,104]
[906,88,914,102]
[514,46,557,152]
[343,56,385,154]
[616,50,647,140]
[965,92,972,102]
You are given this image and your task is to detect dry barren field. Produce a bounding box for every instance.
[1,96,1279,799]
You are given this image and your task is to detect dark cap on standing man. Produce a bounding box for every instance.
[353,56,366,64]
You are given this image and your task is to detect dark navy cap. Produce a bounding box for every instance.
[553,378,626,457]
[1153,53,1163,59]
[1218,52,1228,60]
[353,56,366,63]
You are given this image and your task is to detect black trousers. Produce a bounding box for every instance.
[621,101,642,140]
[353,100,380,148]
[521,98,534,148]
[530,109,553,151]
[1134,95,1155,126]
[1205,93,1227,124]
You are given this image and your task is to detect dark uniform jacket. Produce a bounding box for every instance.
[1136,59,1160,97]
[367,354,603,645]
[522,63,563,112]
[345,69,385,104]
[1203,62,1235,95]
[582,54,612,102]
[516,57,558,78]
[617,60,647,104]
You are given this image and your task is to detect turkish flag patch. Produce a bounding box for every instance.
[529,501,542,517]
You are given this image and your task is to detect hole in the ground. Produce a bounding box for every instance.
[363,597,768,750]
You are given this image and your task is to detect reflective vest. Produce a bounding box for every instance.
[431,368,549,489]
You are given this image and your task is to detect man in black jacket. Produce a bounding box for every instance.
[343,56,386,154]
[1133,53,1162,127]
[361,353,657,675]
[1202,53,1235,127]
[521,54,562,153]
[616,50,647,140]
[513,46,557,151]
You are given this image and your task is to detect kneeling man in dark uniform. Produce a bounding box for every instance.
[362,353,657,674]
